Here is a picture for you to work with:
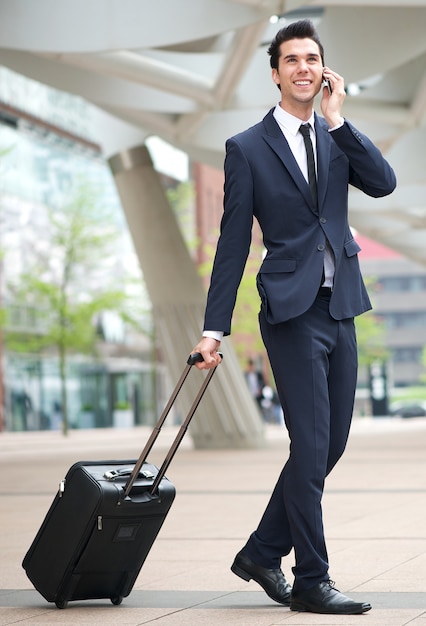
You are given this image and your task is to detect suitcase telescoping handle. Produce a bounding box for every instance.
[123,352,222,498]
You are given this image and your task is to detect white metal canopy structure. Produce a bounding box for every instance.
[0,1,425,265]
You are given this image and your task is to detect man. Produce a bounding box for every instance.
[244,358,264,409]
[192,19,396,615]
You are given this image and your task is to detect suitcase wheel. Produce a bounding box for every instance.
[55,599,68,609]
[111,596,123,606]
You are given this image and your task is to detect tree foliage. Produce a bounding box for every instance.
[354,278,388,367]
[198,235,264,366]
[421,347,426,384]
[166,181,197,253]
[3,180,144,435]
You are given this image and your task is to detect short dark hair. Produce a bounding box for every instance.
[267,19,325,70]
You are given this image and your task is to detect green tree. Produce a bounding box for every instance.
[355,278,388,367]
[229,245,265,364]
[421,347,426,384]
[166,180,199,261]
[198,236,264,366]
[4,181,145,435]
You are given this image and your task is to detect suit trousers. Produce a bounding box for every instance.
[244,290,358,591]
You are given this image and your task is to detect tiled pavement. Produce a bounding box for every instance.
[1,416,425,625]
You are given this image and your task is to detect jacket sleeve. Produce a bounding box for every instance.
[330,120,396,198]
[202,137,254,336]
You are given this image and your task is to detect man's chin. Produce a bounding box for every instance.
[291,92,316,105]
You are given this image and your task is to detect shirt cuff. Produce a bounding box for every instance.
[202,330,224,342]
[328,118,345,132]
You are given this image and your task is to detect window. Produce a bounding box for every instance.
[392,347,423,363]
[380,275,426,292]
[385,311,426,329]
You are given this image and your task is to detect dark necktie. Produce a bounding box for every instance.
[299,123,317,207]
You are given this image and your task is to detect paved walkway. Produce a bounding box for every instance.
[1,417,425,625]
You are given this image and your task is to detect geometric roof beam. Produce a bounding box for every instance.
[337,100,410,129]
[349,203,426,266]
[350,51,426,111]
[42,51,216,107]
[353,221,426,268]
[319,6,426,81]
[0,0,278,52]
[211,20,270,109]
[175,20,269,139]
[349,182,426,266]
[410,67,426,128]
[98,105,178,143]
[384,128,426,185]
[342,56,426,152]
[0,48,199,114]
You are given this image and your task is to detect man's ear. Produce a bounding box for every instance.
[271,68,281,91]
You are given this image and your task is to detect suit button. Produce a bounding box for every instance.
[320,217,327,223]
[317,244,325,251]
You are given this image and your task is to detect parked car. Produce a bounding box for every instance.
[389,402,426,418]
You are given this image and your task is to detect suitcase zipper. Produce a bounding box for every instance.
[97,515,103,531]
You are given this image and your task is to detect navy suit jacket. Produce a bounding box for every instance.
[204,109,396,336]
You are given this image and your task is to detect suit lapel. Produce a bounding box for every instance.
[262,109,332,215]
[262,110,315,211]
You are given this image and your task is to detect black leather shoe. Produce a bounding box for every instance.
[231,550,292,605]
[290,580,372,614]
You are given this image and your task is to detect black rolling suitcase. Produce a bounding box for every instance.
[22,353,220,609]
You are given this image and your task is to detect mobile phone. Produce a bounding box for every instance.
[322,74,332,94]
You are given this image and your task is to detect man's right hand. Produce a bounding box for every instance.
[191,337,222,370]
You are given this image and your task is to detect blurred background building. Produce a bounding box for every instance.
[0,68,159,431]
[0,2,425,436]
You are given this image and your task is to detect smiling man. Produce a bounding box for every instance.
[192,19,396,615]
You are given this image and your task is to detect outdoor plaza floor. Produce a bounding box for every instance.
[0,415,425,625]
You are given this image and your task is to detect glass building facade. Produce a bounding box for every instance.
[0,67,156,431]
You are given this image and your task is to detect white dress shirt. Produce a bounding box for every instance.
[273,104,335,289]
